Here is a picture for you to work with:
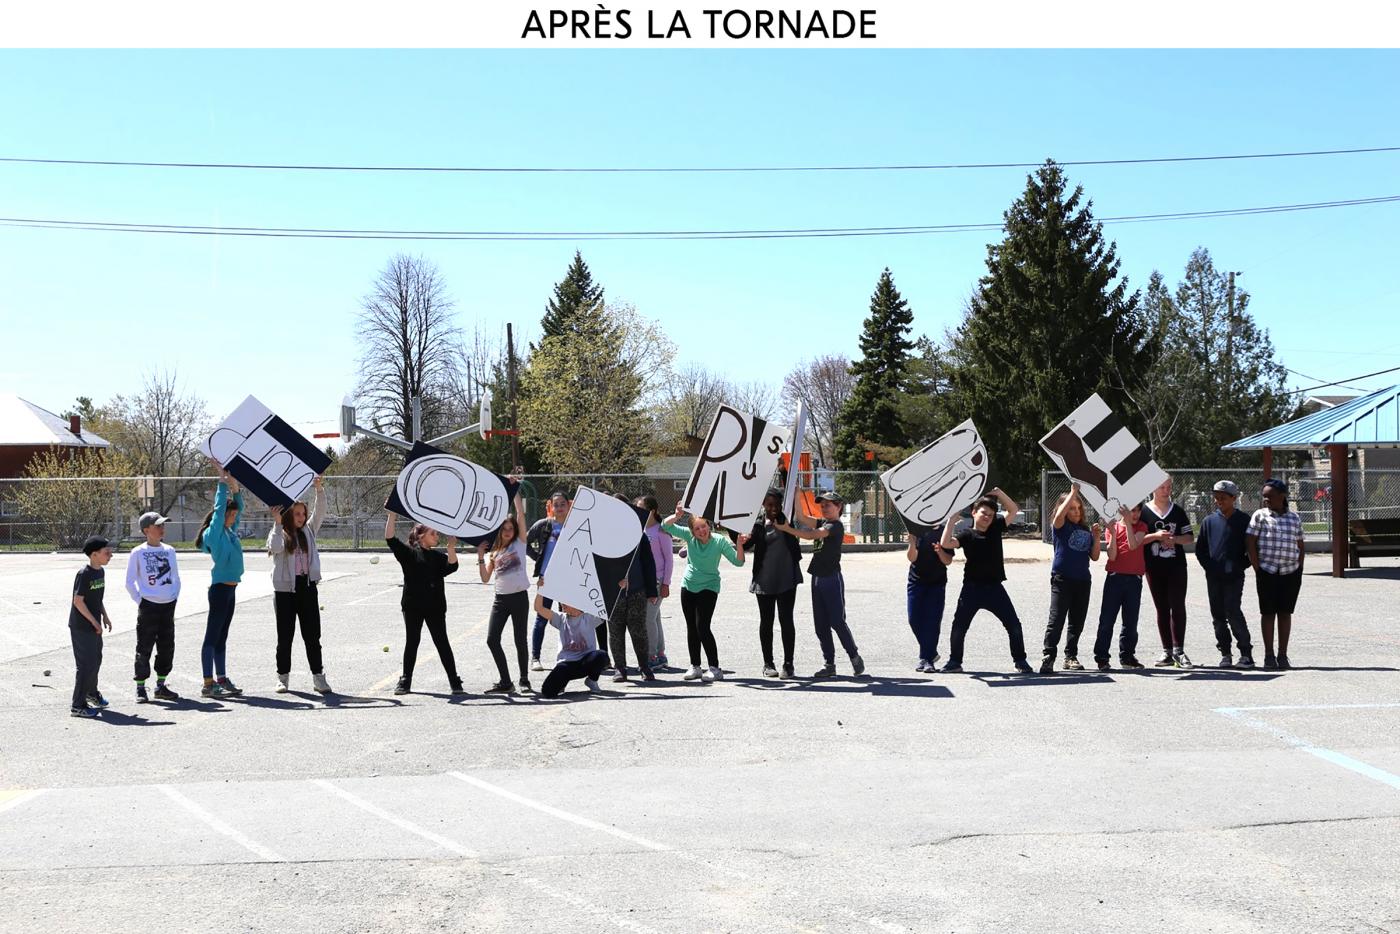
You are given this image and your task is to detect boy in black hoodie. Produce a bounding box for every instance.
[1195,480,1254,669]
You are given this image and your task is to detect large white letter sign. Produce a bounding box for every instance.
[781,401,809,522]
[539,486,646,621]
[386,441,517,544]
[879,419,988,536]
[203,395,333,508]
[1039,394,1168,517]
[681,404,791,534]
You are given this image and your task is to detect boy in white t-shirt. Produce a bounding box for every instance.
[533,593,609,698]
[125,511,182,702]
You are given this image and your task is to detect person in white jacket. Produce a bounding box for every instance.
[268,476,331,694]
[125,511,182,703]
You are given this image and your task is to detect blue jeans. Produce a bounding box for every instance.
[531,597,554,660]
[1093,573,1143,662]
[202,583,237,678]
[946,581,1027,667]
[906,580,945,660]
[811,573,858,664]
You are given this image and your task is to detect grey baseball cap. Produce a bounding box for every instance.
[1212,480,1240,497]
[139,511,169,530]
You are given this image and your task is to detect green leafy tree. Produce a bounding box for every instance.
[833,268,917,474]
[16,447,138,549]
[539,251,606,342]
[1118,248,1291,466]
[947,160,1153,497]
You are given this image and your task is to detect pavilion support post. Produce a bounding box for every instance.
[1262,445,1273,480]
[1329,444,1348,578]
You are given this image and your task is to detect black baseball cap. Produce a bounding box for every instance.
[814,491,844,505]
[82,536,111,556]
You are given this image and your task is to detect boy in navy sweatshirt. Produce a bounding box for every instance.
[126,511,182,702]
[1195,480,1254,669]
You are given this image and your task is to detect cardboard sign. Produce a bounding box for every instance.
[1039,393,1168,517]
[539,486,647,621]
[204,395,332,508]
[681,404,791,534]
[781,400,809,522]
[385,441,519,545]
[879,419,988,536]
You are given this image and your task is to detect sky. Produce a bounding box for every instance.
[1,49,1398,443]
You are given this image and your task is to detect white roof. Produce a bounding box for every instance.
[0,394,110,447]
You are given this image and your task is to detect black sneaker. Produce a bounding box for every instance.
[1096,660,1112,671]
[485,681,514,694]
[86,691,109,709]
[781,663,795,679]
[941,663,963,673]
[517,679,533,694]
[216,678,243,697]
[1120,657,1145,669]
[394,677,411,695]
[1039,657,1055,674]
[153,683,180,701]
[70,706,100,719]
[851,654,866,677]
[812,663,836,679]
[1014,660,1034,674]
[135,684,149,704]
[1063,657,1085,671]
[1277,655,1291,670]
[641,669,658,682]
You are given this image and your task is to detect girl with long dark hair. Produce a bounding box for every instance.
[385,510,464,696]
[477,489,532,694]
[268,476,331,694]
[745,489,803,679]
[196,466,245,698]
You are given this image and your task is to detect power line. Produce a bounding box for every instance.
[1285,364,1400,395]
[0,146,1397,175]
[1285,367,1366,392]
[2,195,1397,242]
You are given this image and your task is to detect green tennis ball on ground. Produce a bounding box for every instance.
[382,645,389,652]
[320,605,326,610]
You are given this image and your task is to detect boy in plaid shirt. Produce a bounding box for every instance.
[1247,478,1306,670]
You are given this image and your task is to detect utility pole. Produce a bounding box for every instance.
[506,323,522,470]
[1225,271,1238,402]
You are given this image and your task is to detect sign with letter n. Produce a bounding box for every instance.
[1039,393,1168,518]
[682,404,791,534]
[539,486,647,621]
[203,395,333,509]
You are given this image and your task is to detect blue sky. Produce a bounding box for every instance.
[1,49,1397,439]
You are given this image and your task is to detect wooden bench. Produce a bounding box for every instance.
[1348,518,1400,568]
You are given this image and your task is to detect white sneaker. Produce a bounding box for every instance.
[530,658,544,672]
[683,665,703,681]
[700,667,716,683]
[709,666,724,681]
[584,677,601,693]
[312,673,332,694]
[275,672,289,693]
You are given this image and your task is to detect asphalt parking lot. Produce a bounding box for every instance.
[2,548,1398,934]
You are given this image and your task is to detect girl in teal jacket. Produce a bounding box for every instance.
[661,506,748,683]
[196,469,245,698]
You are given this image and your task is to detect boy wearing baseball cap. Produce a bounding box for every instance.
[125,512,182,702]
[69,536,115,718]
[777,492,864,678]
[1195,481,1254,668]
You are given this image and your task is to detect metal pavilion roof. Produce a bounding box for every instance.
[1223,384,1400,451]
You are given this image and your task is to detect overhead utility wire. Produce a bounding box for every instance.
[0,146,1397,174]
[1,195,1396,242]
[1285,364,1400,395]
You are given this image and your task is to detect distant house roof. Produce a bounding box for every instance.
[1224,384,1400,452]
[644,455,695,477]
[1301,394,1357,411]
[0,394,110,448]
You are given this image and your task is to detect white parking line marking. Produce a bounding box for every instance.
[311,779,477,857]
[1216,707,1400,792]
[1223,703,1400,712]
[156,784,285,862]
[0,789,46,814]
[349,586,401,606]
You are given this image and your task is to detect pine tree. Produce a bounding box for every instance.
[539,251,605,340]
[947,160,1153,497]
[833,268,917,472]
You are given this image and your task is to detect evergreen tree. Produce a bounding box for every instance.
[947,161,1153,497]
[539,251,605,340]
[833,268,916,472]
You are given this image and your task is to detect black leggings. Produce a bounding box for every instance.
[1145,562,1189,652]
[402,605,460,686]
[274,576,323,675]
[486,590,530,684]
[756,589,796,667]
[680,587,720,668]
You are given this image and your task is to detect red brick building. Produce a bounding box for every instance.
[0,394,110,479]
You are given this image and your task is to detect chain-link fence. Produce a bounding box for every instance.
[1038,468,1400,543]
[0,471,910,552]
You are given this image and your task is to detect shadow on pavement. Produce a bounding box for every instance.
[976,673,1114,687]
[1309,567,1400,580]
[225,694,317,711]
[94,709,176,727]
[1277,665,1400,672]
[1174,671,1283,681]
[305,692,404,709]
